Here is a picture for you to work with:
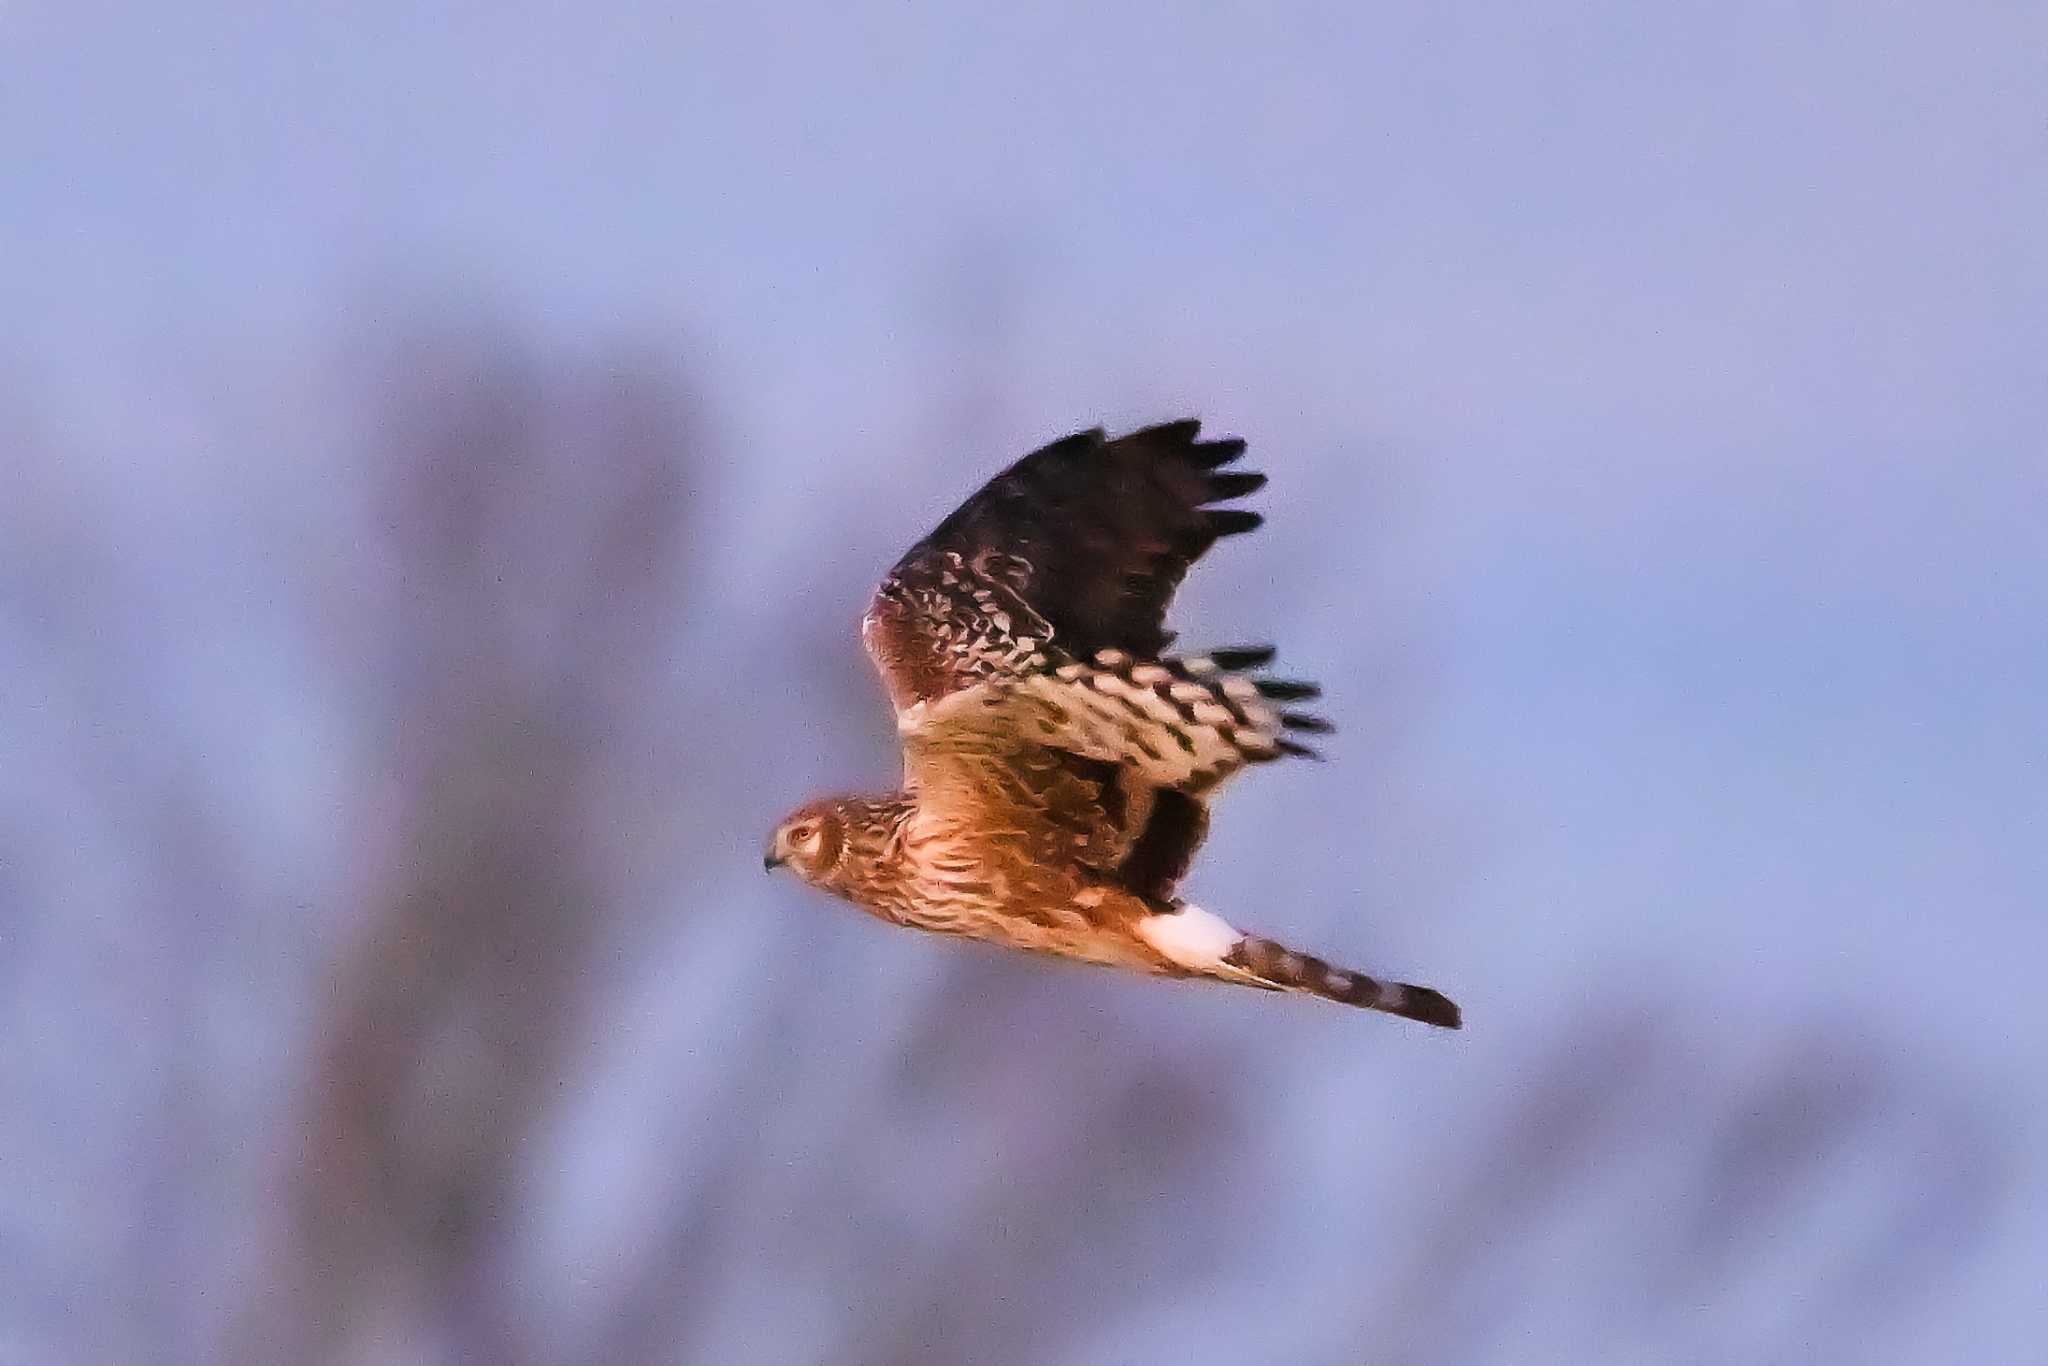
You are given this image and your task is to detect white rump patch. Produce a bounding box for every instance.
[1137,903,1244,970]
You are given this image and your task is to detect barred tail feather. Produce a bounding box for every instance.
[1226,934,1462,1029]
[1135,905,1461,1029]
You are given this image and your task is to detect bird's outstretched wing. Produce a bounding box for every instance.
[861,419,1266,715]
[867,421,1328,898]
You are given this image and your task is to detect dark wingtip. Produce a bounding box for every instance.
[1023,427,1109,469]
[1274,737,1323,760]
[1281,711,1335,734]
[1399,987,1463,1030]
[1046,425,1107,451]
[1131,417,1202,445]
[1190,437,1248,469]
[1254,678,1321,702]
[1206,509,1263,537]
[1207,645,1277,670]
[1204,470,1268,502]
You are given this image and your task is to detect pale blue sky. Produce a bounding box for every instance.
[4,2,2044,1360]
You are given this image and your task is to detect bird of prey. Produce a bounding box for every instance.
[765,421,1460,1028]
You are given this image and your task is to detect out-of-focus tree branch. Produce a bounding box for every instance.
[241,322,704,1365]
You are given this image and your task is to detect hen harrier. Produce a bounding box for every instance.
[766,421,1459,1028]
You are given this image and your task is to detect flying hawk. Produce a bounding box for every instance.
[765,421,1460,1028]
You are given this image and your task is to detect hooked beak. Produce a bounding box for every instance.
[763,850,783,872]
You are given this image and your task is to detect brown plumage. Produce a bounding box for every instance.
[766,421,1460,1029]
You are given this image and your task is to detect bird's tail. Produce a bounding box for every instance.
[1134,902,1461,1028]
[1225,933,1462,1029]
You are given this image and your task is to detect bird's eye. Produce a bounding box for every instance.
[792,822,819,845]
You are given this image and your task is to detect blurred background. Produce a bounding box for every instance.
[4,3,2044,1363]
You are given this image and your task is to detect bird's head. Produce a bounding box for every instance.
[763,799,848,886]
